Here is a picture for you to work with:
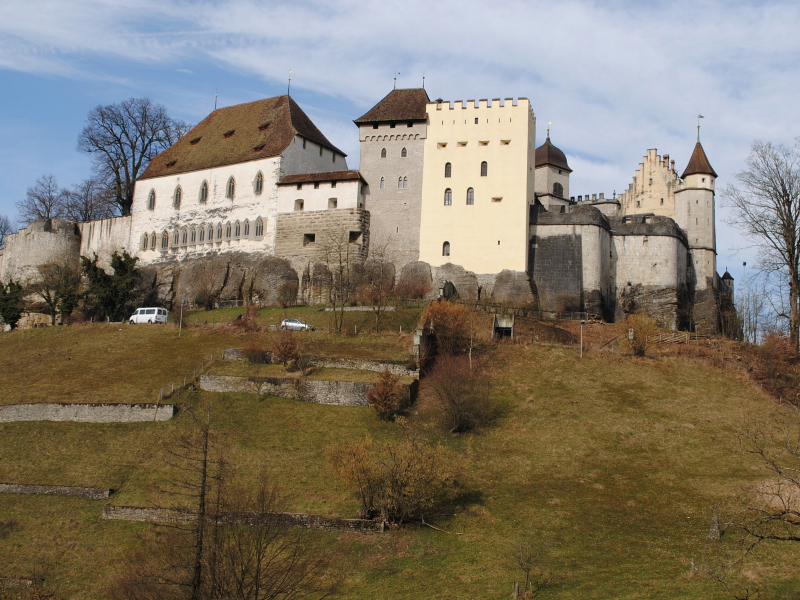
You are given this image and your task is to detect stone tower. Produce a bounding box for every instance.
[534,133,572,210]
[355,88,430,267]
[674,140,717,290]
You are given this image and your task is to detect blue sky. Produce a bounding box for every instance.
[2,0,799,278]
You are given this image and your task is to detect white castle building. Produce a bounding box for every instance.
[0,89,734,332]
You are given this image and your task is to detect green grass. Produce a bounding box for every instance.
[2,324,800,598]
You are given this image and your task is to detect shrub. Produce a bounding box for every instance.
[0,280,25,330]
[422,300,472,355]
[279,280,298,308]
[271,329,299,367]
[623,313,659,357]
[328,423,457,525]
[367,370,401,419]
[395,272,431,301]
[242,342,270,364]
[424,354,493,433]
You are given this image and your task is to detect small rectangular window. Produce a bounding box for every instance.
[349,231,362,243]
[314,182,319,189]
[296,183,302,190]
[500,140,510,145]
[373,124,378,129]
[331,181,336,188]
[474,118,479,124]
[479,141,489,146]
[457,141,467,147]
[303,233,316,246]
[437,142,447,148]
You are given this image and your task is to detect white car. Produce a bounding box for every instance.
[129,307,169,324]
[280,318,314,331]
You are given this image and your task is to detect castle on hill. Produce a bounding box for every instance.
[0,89,734,332]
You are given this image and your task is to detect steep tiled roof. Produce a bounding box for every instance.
[140,95,344,181]
[535,136,572,173]
[681,142,717,178]
[354,88,430,124]
[278,170,364,185]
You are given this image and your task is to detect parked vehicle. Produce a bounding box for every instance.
[129,307,169,324]
[280,318,314,331]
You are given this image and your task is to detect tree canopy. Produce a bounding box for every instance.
[81,251,141,321]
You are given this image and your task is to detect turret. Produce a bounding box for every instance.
[534,130,571,211]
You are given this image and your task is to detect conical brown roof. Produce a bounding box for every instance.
[140,95,343,181]
[354,88,430,124]
[535,136,572,172]
[681,142,717,178]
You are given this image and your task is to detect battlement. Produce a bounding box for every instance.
[572,192,619,204]
[430,97,529,111]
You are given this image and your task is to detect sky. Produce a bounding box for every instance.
[1,0,799,280]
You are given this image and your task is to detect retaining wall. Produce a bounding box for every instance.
[0,403,176,423]
[223,348,418,378]
[200,375,373,406]
[0,483,110,500]
[102,505,384,533]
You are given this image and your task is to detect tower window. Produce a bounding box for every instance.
[444,188,452,205]
[381,148,387,158]
[443,241,450,256]
[444,162,451,178]
[660,198,664,205]
[481,161,488,177]
[475,117,479,124]
[636,200,641,207]
[397,177,403,189]
[380,177,385,189]
[403,176,408,189]
[401,147,407,158]
[553,182,563,198]
[466,187,474,205]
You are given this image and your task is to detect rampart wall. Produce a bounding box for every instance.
[0,219,81,285]
[79,216,133,269]
[0,403,175,423]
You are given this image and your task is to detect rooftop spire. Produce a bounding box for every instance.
[697,114,704,142]
[547,120,551,139]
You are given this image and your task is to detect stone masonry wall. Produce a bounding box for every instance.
[222,348,418,378]
[0,219,82,286]
[0,483,111,500]
[0,403,175,423]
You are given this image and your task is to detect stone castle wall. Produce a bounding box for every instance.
[79,216,133,269]
[0,219,81,285]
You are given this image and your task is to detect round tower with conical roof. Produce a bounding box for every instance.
[674,139,717,291]
[534,132,572,210]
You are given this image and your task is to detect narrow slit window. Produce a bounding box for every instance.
[444,188,452,205]
[444,162,451,178]
[481,161,488,177]
[442,241,450,256]
[466,187,474,205]
[255,172,264,194]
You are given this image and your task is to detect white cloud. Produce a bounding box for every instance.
[1,0,799,274]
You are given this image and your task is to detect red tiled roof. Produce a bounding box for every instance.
[354,88,430,124]
[278,170,364,185]
[681,142,717,178]
[139,95,344,180]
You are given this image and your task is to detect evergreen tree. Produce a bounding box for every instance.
[81,251,141,321]
[0,280,25,330]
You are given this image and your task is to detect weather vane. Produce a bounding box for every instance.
[394,71,400,90]
[547,120,552,138]
[288,70,293,96]
[697,114,704,141]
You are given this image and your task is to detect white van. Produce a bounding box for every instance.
[129,307,169,324]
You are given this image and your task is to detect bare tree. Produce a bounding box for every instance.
[320,230,358,333]
[78,98,191,216]
[35,262,82,325]
[510,537,550,598]
[739,276,767,345]
[359,237,396,333]
[16,175,67,224]
[722,140,800,353]
[0,214,15,249]
[64,177,118,222]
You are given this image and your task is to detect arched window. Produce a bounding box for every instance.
[443,241,450,256]
[234,222,241,237]
[466,188,475,205]
[243,220,250,236]
[216,224,223,240]
[380,177,385,189]
[553,182,564,198]
[401,147,407,158]
[190,228,196,244]
[397,177,403,189]
[403,176,408,189]
[225,223,232,238]
[199,226,205,243]
[181,228,188,245]
[226,177,235,199]
[174,186,182,209]
[255,218,264,237]
[148,190,156,210]
[481,161,488,177]
[199,181,208,203]
[173,229,180,246]
[255,172,264,194]
[380,148,387,158]
[141,234,148,250]
[150,232,156,250]
[444,188,452,205]
[444,162,452,178]
[161,231,169,249]
[208,226,214,241]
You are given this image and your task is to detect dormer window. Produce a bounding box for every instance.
[258,122,270,131]
[223,129,235,139]
[253,144,265,152]
[166,160,177,168]
[190,137,201,145]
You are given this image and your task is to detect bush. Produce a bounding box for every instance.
[422,300,472,355]
[271,329,299,367]
[623,313,659,357]
[395,272,431,301]
[0,280,25,330]
[367,370,401,419]
[750,332,800,404]
[242,342,270,364]
[424,354,493,433]
[328,423,457,525]
[279,280,299,308]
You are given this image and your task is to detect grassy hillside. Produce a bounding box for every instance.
[1,317,798,599]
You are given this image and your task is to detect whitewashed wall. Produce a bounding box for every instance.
[277,179,363,214]
[280,136,348,177]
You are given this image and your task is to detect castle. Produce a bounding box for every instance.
[0,89,734,331]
